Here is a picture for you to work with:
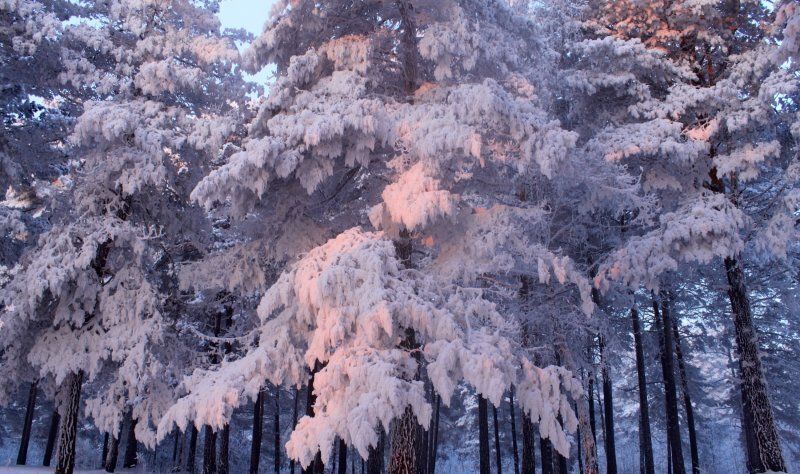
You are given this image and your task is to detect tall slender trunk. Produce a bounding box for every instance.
[631,307,655,474]
[305,361,325,474]
[338,438,348,474]
[16,380,38,465]
[251,388,265,474]
[521,417,536,474]
[672,315,699,474]
[724,257,786,472]
[588,373,597,448]
[429,394,440,474]
[188,424,199,474]
[509,387,520,474]
[290,387,300,474]
[598,336,617,474]
[172,430,179,465]
[540,435,554,474]
[43,410,60,467]
[556,343,598,474]
[367,430,385,474]
[55,371,83,474]
[219,424,230,474]
[493,404,502,474]
[123,412,138,468]
[101,432,109,469]
[479,396,491,474]
[275,389,281,473]
[203,425,217,474]
[105,432,120,473]
[653,296,685,474]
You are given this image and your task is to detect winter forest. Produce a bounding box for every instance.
[0,0,799,473]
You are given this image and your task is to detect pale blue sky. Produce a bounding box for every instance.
[218,0,275,35]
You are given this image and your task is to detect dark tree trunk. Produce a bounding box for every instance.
[16,380,38,465]
[123,413,138,468]
[540,436,554,474]
[219,424,230,474]
[105,431,120,473]
[672,315,699,474]
[251,388,265,474]
[101,432,109,469]
[290,387,300,474]
[509,387,520,474]
[588,373,597,448]
[724,257,786,472]
[275,390,281,473]
[55,371,83,474]
[43,410,60,467]
[367,430,385,474]
[203,425,217,474]
[493,404,502,474]
[556,449,568,474]
[304,361,325,474]
[598,336,617,474]
[653,296,685,474]
[388,326,421,474]
[631,307,655,474]
[338,438,348,474]
[188,424,199,474]
[172,431,179,464]
[479,396,491,474]
[521,416,535,474]
[429,394,440,474]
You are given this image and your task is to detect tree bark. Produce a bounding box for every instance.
[653,296,685,474]
[338,438,349,474]
[219,424,230,474]
[16,380,38,465]
[672,315,699,474]
[105,432,120,473]
[479,396,491,474]
[555,343,598,474]
[188,424,199,474]
[630,307,655,474]
[251,387,265,474]
[203,425,217,474]
[598,336,617,474]
[123,412,138,468]
[367,430,385,474]
[724,256,786,472]
[304,361,325,474]
[429,394,440,474]
[290,386,300,474]
[509,387,520,474]
[540,436,554,474]
[43,410,60,467]
[55,371,83,474]
[101,432,109,469]
[493,404,502,474]
[275,389,281,473]
[521,416,536,474]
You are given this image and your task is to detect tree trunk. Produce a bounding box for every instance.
[555,343,598,474]
[598,336,617,474]
[203,425,217,474]
[105,432,120,473]
[367,430,385,474]
[188,424,199,474]
[540,436,554,474]
[588,373,597,448]
[338,438,348,474]
[290,386,300,474]
[172,430,179,464]
[429,394,440,474]
[55,371,83,474]
[509,387,520,474]
[101,432,109,469]
[672,315,699,474]
[724,257,786,472]
[653,296,685,474]
[43,410,60,467]
[16,380,38,465]
[275,389,281,473]
[521,416,535,474]
[251,387,265,474]
[388,326,421,474]
[219,424,230,474]
[479,395,491,474]
[493,404,502,474]
[123,412,138,468]
[631,307,655,474]
[305,361,325,474]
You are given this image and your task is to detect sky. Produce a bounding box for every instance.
[218,0,274,36]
